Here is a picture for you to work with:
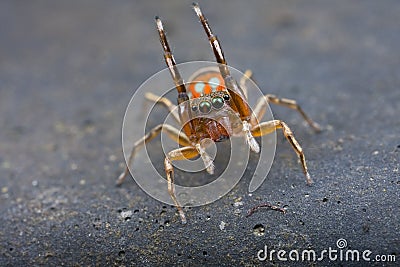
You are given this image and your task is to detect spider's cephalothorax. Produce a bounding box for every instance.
[117,3,321,224]
[188,89,243,143]
[188,92,234,142]
[185,68,244,142]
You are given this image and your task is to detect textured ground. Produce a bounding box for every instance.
[0,1,399,266]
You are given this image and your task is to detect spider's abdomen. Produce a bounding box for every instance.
[188,67,225,98]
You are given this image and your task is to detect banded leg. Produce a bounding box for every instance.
[164,146,200,224]
[145,92,180,124]
[192,3,251,120]
[155,17,187,96]
[193,3,259,154]
[155,16,195,138]
[251,94,321,132]
[251,120,312,184]
[116,124,190,185]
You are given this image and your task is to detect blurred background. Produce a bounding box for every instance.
[0,0,399,265]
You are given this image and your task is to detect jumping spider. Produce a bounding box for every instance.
[117,3,321,224]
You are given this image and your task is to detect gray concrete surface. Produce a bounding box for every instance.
[0,1,399,266]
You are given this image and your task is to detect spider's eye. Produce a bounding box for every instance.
[199,101,211,114]
[223,94,230,101]
[212,96,224,109]
[191,105,198,112]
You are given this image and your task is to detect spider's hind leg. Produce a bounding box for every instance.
[116,124,190,185]
[164,146,200,224]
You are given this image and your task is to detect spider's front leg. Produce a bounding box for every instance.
[164,146,200,224]
[251,120,313,185]
[192,4,259,152]
[116,124,190,185]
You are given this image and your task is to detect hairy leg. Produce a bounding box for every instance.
[117,124,190,185]
[251,120,312,184]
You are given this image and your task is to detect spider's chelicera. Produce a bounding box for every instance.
[117,3,321,224]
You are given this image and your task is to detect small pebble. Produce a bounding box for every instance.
[233,201,243,207]
[121,210,133,220]
[219,221,226,231]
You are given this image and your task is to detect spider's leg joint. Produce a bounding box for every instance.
[195,143,215,174]
[242,120,260,153]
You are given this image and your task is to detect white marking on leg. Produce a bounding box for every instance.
[195,143,215,174]
[242,120,260,153]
